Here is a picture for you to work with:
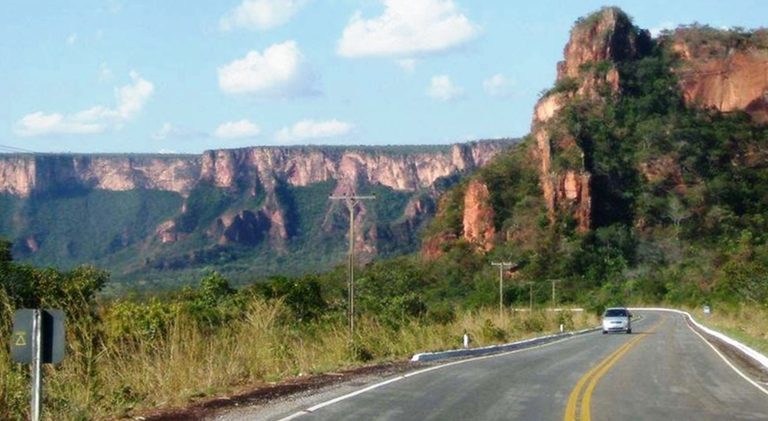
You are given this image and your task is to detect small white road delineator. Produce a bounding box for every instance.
[410,326,599,362]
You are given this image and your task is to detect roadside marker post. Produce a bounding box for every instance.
[11,309,66,421]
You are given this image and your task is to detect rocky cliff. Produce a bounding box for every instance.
[669,27,768,123]
[0,140,512,283]
[0,143,503,198]
[530,8,768,233]
[531,7,650,232]
[424,7,768,258]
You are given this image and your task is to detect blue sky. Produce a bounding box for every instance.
[1,0,766,154]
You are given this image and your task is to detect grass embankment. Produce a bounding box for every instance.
[687,304,768,356]
[0,299,595,420]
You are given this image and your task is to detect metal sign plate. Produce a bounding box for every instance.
[10,309,33,363]
[11,309,66,364]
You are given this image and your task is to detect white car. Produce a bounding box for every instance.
[602,307,632,334]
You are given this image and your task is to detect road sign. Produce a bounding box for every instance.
[11,309,66,364]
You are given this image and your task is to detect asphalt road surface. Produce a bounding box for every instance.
[216,311,768,421]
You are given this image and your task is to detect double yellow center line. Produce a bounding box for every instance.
[563,317,664,421]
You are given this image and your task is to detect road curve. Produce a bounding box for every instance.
[218,311,768,421]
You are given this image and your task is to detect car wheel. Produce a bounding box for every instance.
[602,330,607,334]
[626,328,632,334]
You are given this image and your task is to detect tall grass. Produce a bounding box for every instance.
[688,304,768,355]
[1,300,595,420]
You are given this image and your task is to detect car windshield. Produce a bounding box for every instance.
[604,309,628,317]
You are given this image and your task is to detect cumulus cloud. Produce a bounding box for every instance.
[152,123,207,141]
[214,119,261,139]
[337,0,479,58]
[218,41,317,97]
[275,119,352,143]
[428,75,463,101]
[15,72,154,137]
[483,73,515,98]
[220,0,306,31]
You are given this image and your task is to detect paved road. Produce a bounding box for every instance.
[218,311,768,420]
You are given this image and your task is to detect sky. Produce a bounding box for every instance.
[1,0,767,154]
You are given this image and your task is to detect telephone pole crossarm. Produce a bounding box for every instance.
[329,194,376,338]
[491,262,513,318]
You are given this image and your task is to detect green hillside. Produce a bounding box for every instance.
[424,16,768,310]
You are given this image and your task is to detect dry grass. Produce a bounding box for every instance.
[687,304,768,355]
[1,302,596,420]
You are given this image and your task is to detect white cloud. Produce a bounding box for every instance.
[218,41,317,97]
[152,122,208,141]
[220,0,306,31]
[428,75,463,101]
[396,58,417,72]
[66,33,77,46]
[15,72,154,137]
[483,73,515,98]
[337,0,479,58]
[98,63,113,83]
[275,119,352,143]
[214,119,261,139]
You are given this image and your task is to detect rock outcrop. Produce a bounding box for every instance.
[462,179,495,252]
[668,28,768,124]
[0,155,200,197]
[530,7,648,231]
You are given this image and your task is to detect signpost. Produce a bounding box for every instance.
[11,309,65,421]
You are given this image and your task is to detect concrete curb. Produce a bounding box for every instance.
[629,307,768,371]
[410,326,600,362]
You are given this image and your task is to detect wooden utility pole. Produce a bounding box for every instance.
[329,194,375,338]
[551,279,561,308]
[491,262,513,318]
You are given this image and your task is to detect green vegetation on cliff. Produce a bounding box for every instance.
[424,17,768,311]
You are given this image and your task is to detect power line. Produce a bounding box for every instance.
[0,143,34,153]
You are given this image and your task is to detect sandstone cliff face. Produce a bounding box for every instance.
[190,142,508,250]
[0,155,200,197]
[669,29,768,123]
[530,12,768,233]
[0,143,506,202]
[197,143,502,194]
[557,7,649,98]
[530,7,647,231]
[462,179,495,251]
[1,141,511,268]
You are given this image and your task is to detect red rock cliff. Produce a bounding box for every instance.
[531,7,648,231]
[462,179,495,252]
[668,28,768,123]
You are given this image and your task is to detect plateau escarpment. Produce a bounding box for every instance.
[0,141,512,285]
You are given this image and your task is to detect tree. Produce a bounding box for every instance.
[0,238,12,265]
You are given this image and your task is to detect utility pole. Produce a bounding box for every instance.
[551,279,561,309]
[329,193,375,338]
[524,282,534,311]
[491,262,513,319]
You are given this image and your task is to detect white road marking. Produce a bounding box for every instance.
[686,320,768,396]
[275,331,594,421]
